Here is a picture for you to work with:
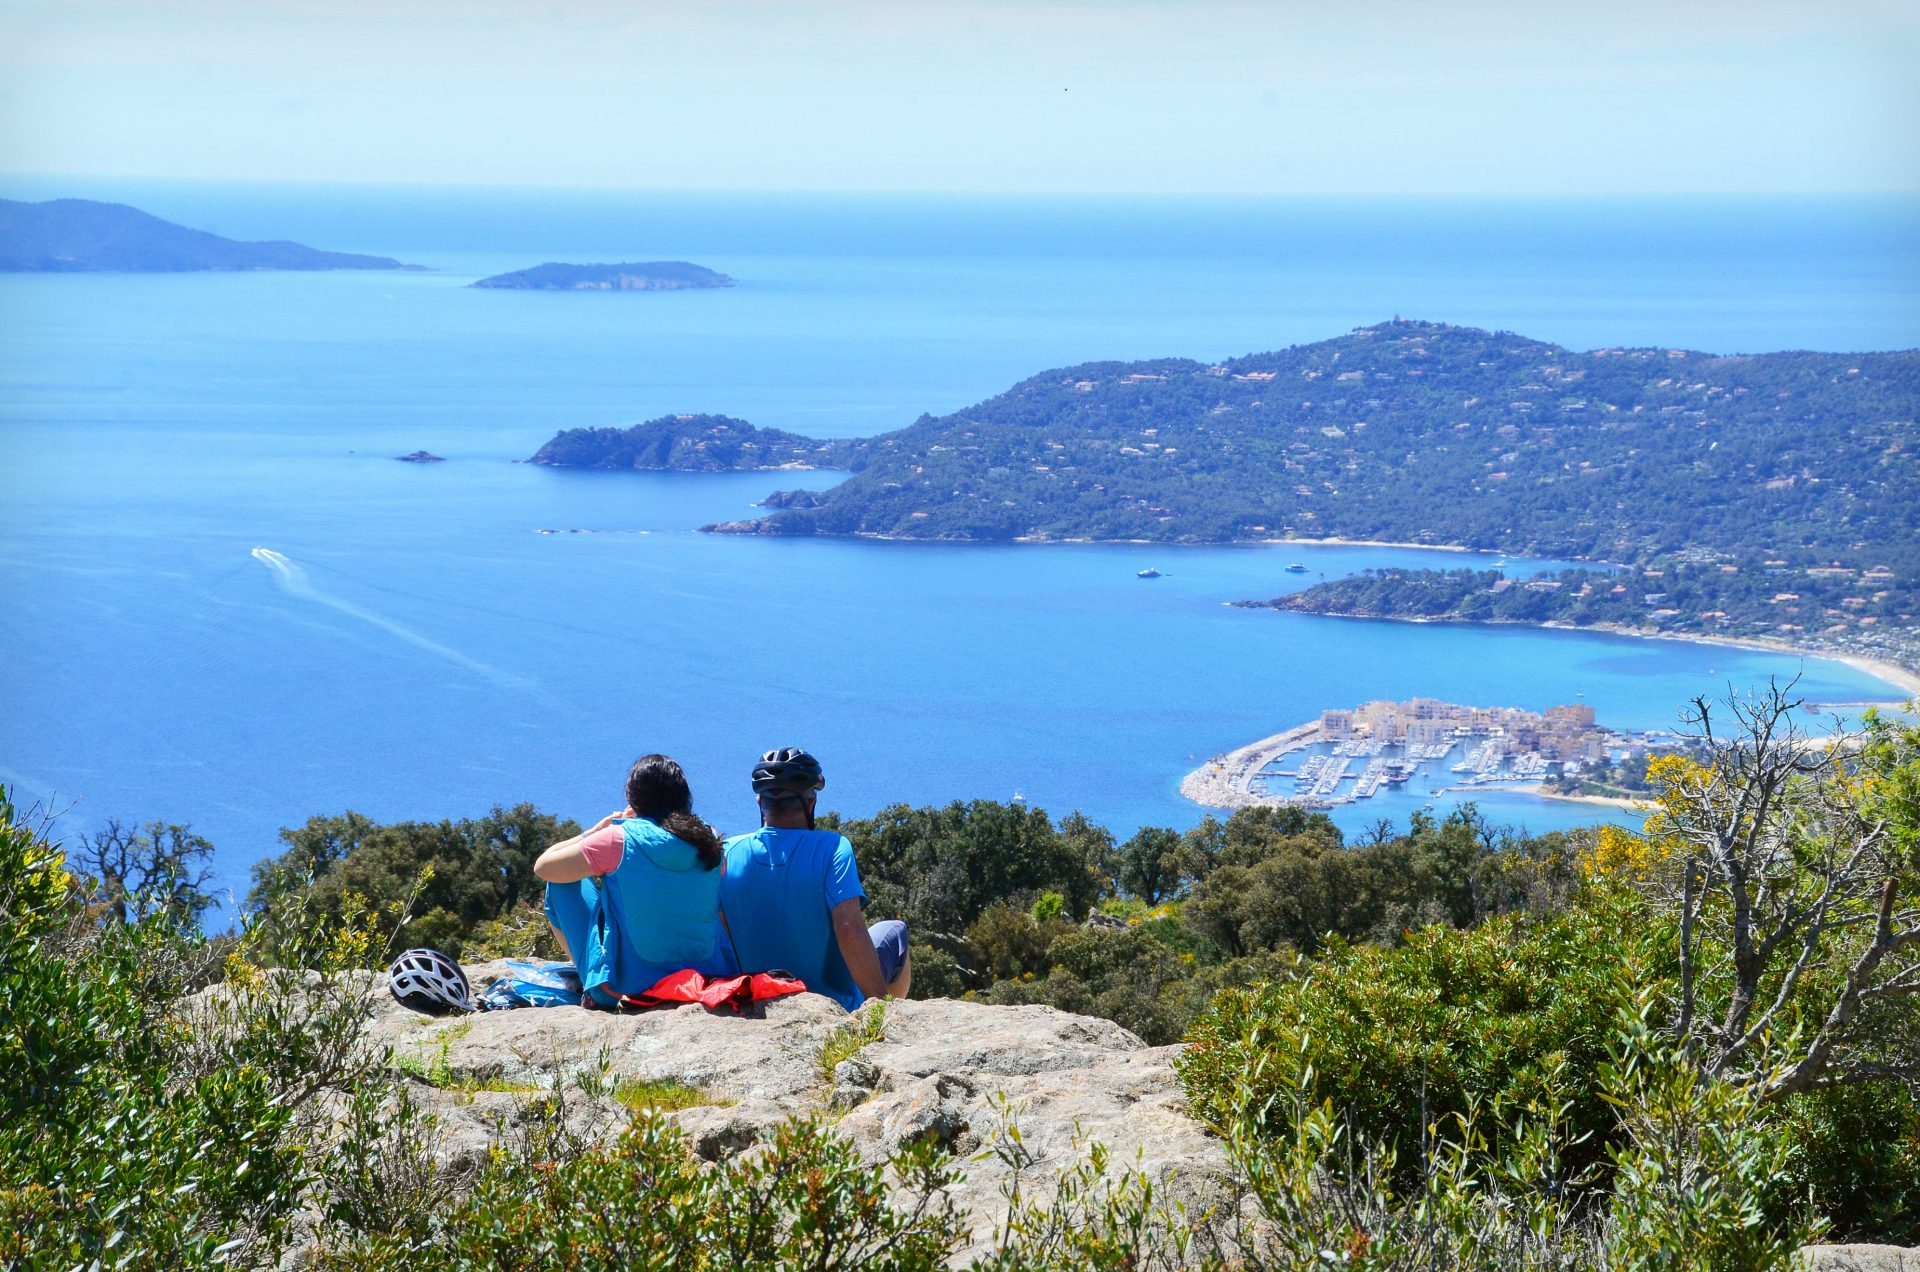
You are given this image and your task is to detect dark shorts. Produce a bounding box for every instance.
[869,919,908,984]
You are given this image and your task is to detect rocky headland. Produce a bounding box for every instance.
[0,198,416,272]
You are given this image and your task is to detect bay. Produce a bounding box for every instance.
[2,186,1914,904]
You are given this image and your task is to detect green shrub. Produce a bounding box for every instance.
[905,939,968,998]
[1179,886,1668,1179]
[0,787,309,1269]
[1600,999,1818,1269]
[325,1113,964,1270]
[839,800,1107,934]
[249,804,579,962]
[985,923,1205,1045]
[462,897,565,962]
[966,904,1077,983]
[1771,1083,1920,1244]
[1197,994,1813,1271]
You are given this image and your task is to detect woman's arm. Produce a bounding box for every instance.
[534,809,630,884]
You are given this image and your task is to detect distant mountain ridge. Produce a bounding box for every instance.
[0,198,413,272]
[528,319,1919,567]
[471,261,734,290]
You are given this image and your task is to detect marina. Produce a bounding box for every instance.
[1182,697,1655,811]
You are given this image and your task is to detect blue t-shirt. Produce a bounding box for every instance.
[719,827,867,1010]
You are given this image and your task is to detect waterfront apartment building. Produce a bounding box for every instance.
[1319,699,1609,763]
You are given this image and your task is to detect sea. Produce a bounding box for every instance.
[3,180,1917,907]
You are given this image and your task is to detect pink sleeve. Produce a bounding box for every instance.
[579,823,626,874]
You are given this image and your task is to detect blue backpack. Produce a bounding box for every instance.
[475,960,583,1010]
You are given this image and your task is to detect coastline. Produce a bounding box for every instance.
[1533,621,1920,701]
[1255,609,1918,703]
[696,511,1920,702]
[1519,783,1647,813]
[736,527,1503,553]
[1259,536,1478,554]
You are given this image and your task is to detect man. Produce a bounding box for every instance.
[720,747,910,1009]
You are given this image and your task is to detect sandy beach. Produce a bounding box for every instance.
[1290,610,1920,704]
[1532,622,1920,702]
[1519,784,1647,812]
[1259,536,1478,554]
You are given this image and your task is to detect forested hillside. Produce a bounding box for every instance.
[528,320,1918,573]
[1251,560,1920,676]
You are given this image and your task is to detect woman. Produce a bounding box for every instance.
[535,753,732,1006]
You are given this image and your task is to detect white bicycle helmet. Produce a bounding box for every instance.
[387,947,473,1015]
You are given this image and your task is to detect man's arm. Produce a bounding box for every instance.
[831,897,891,1001]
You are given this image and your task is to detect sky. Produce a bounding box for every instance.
[1,0,1916,196]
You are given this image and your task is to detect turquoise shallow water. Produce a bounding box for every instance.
[2,188,1915,903]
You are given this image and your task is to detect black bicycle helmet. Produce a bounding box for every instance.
[752,747,825,796]
[387,947,473,1015]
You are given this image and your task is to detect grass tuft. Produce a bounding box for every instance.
[819,1000,888,1082]
[612,1078,724,1114]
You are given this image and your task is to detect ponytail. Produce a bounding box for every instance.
[660,810,724,871]
[624,753,725,871]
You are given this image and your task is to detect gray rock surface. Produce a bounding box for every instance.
[374,962,1232,1258]
[1799,1248,1920,1272]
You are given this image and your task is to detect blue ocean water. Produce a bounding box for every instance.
[2,184,1915,904]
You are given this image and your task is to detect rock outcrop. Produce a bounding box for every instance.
[371,962,1232,1259]
[1800,1249,1920,1272]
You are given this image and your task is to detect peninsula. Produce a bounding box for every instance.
[1182,697,1665,812]
[471,261,734,290]
[1244,566,1920,699]
[527,320,1919,679]
[0,198,414,272]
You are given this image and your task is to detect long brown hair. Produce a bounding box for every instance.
[624,754,723,870]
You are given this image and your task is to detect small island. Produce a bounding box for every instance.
[529,413,856,471]
[0,198,415,272]
[395,451,445,463]
[471,261,734,291]
[1183,697,1677,812]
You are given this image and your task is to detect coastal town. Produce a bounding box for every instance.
[1182,697,1667,811]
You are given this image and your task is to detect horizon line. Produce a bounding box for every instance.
[5,173,1920,203]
